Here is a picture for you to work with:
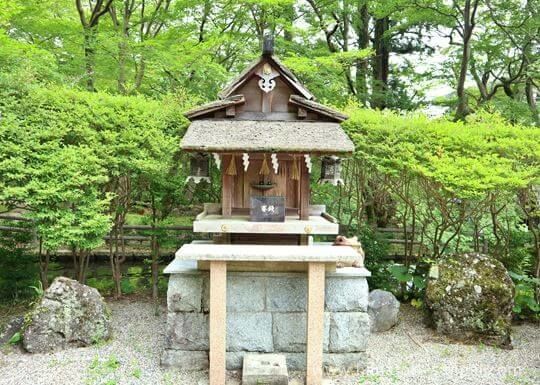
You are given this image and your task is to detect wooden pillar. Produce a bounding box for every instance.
[306,262,325,385]
[222,154,233,217]
[209,261,227,385]
[299,155,310,220]
[262,90,274,113]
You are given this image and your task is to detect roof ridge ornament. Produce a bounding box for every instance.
[262,34,274,56]
[257,63,279,93]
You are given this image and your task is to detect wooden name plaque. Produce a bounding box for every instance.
[250,196,285,222]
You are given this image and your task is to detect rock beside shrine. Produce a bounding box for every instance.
[368,290,400,332]
[425,253,515,348]
[23,277,111,353]
[0,315,24,345]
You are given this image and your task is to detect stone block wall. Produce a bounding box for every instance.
[162,269,370,372]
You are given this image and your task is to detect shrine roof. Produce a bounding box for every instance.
[180,119,355,154]
[184,95,245,119]
[289,95,348,122]
[219,55,314,101]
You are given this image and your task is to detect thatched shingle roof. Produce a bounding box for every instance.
[181,120,354,154]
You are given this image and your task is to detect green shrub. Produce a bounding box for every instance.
[509,272,540,319]
[120,278,136,295]
[86,277,115,296]
[0,228,39,302]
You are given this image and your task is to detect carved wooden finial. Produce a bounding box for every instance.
[262,34,274,56]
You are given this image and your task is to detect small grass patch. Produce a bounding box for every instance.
[131,367,142,379]
[503,371,538,385]
[358,370,399,384]
[85,354,121,385]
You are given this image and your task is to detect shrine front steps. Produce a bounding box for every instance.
[241,353,288,385]
[161,267,371,373]
[161,349,368,373]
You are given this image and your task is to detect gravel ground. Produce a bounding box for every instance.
[325,305,540,385]
[0,299,538,385]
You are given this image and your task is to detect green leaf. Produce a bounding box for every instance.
[388,265,413,283]
[8,332,21,345]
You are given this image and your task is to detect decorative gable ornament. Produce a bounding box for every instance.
[257,63,279,93]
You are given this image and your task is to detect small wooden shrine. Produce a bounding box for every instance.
[163,37,370,385]
[182,37,353,245]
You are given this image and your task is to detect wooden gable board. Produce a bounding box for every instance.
[219,55,314,101]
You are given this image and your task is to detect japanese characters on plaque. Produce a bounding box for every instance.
[250,196,285,222]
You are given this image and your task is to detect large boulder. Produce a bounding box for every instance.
[425,253,514,348]
[368,289,400,332]
[23,277,111,353]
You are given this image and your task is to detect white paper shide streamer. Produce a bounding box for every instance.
[242,153,250,172]
[304,154,312,173]
[271,153,279,174]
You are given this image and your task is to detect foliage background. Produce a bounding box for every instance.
[0,0,538,318]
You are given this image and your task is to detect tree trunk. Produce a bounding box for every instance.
[76,249,89,283]
[150,195,159,300]
[111,223,123,299]
[38,238,49,290]
[118,38,128,94]
[455,40,471,120]
[114,258,122,297]
[455,0,476,121]
[525,77,539,126]
[151,237,159,300]
[72,246,79,281]
[371,17,389,109]
[109,225,116,295]
[355,3,370,106]
[133,57,146,92]
[117,0,133,94]
[470,54,489,102]
[83,26,97,92]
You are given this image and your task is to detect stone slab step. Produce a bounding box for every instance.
[242,353,288,385]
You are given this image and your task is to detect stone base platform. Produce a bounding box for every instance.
[162,261,370,372]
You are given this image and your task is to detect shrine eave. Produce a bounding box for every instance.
[289,95,348,122]
[184,95,245,119]
[180,119,355,155]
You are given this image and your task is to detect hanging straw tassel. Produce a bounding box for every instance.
[226,154,237,176]
[291,155,300,180]
[259,154,271,176]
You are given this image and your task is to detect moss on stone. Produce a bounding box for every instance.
[425,253,515,348]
